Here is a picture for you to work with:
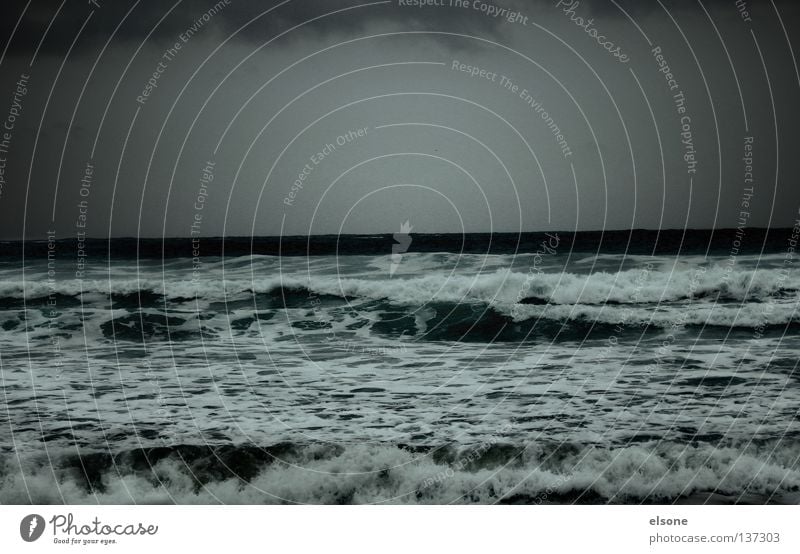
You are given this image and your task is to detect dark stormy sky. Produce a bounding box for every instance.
[0,0,799,239]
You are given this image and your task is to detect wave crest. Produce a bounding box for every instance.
[2,441,798,504]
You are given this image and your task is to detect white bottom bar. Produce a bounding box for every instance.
[1,505,798,553]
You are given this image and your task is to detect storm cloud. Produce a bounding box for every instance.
[0,0,799,238]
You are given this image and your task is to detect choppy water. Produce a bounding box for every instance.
[1,234,800,504]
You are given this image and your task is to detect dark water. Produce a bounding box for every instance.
[1,229,799,503]
[1,227,793,258]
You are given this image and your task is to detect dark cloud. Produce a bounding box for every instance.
[1,0,799,238]
[2,0,508,57]
[6,0,797,59]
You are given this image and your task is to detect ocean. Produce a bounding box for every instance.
[1,229,799,504]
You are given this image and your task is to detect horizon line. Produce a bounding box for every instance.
[1,226,793,242]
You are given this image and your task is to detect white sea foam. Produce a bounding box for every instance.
[507,301,800,328]
[3,254,799,507]
[2,264,797,305]
[2,441,798,504]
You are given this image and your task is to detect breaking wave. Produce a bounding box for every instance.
[2,441,798,504]
[2,266,798,339]
[2,265,797,304]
